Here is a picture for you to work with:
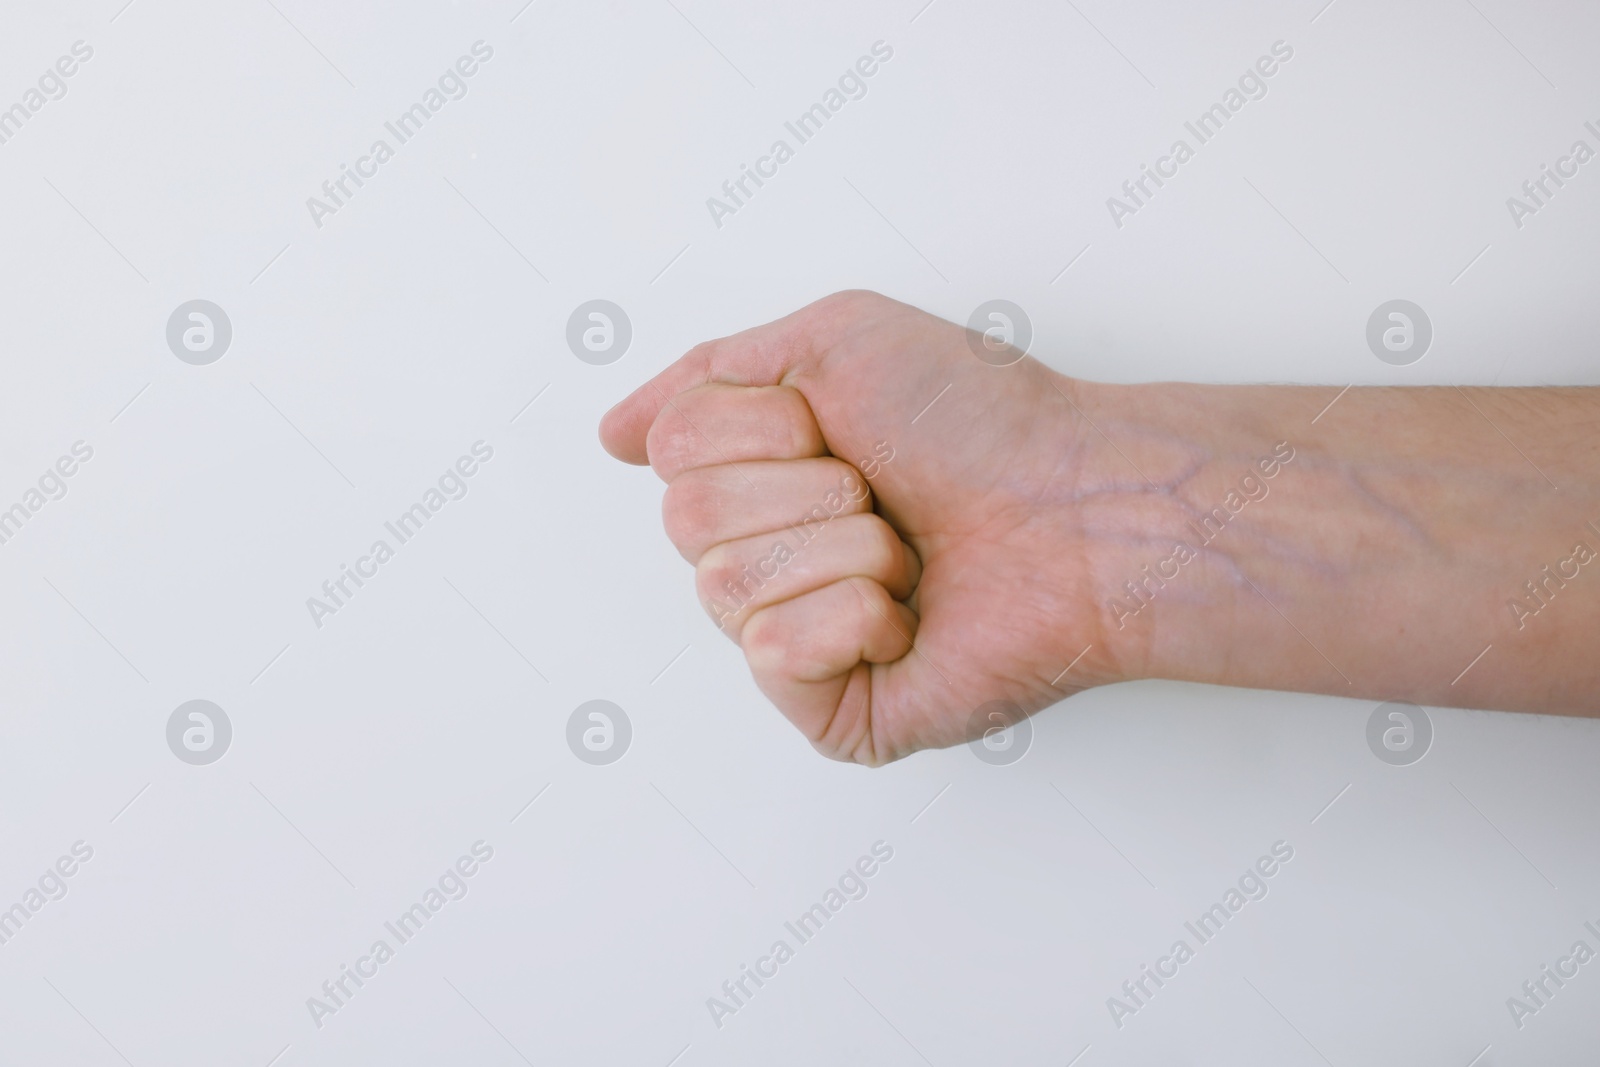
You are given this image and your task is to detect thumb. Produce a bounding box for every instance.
[598,295,851,465]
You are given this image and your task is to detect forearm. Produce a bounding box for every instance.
[1073,378,1600,714]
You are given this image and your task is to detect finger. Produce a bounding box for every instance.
[662,457,872,563]
[741,577,919,761]
[697,514,923,639]
[599,309,816,465]
[599,290,895,464]
[646,383,826,483]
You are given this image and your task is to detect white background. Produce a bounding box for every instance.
[1,0,1597,1063]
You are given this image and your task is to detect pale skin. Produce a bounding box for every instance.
[599,291,1600,765]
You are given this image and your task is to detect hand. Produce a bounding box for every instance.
[600,291,1124,764]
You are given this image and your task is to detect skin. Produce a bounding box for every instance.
[600,291,1600,765]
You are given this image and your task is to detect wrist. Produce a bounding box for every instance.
[1059,378,1303,690]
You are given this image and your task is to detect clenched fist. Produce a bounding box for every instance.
[600,292,1113,764]
[601,292,1600,765]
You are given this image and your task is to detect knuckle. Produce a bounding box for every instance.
[816,289,880,317]
[853,577,893,618]
[661,475,714,555]
[684,339,721,365]
[741,609,789,675]
[775,389,821,453]
[821,458,871,509]
[861,516,900,577]
[645,406,703,477]
[694,543,740,605]
[802,290,882,338]
[852,578,909,644]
